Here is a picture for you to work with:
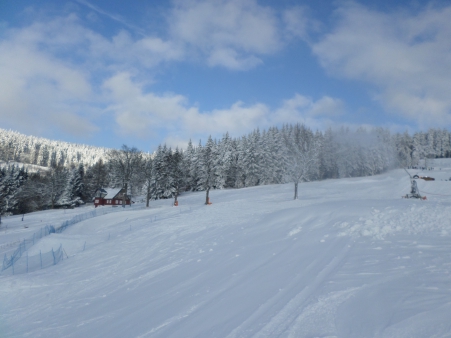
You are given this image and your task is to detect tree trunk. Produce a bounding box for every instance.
[174,191,178,206]
[205,188,210,205]
[123,183,127,208]
[146,184,150,208]
[294,181,298,200]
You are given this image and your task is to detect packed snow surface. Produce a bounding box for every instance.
[2,162,451,337]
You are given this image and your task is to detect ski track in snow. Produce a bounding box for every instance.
[2,163,451,337]
[225,239,351,338]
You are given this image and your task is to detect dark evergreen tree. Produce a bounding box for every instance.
[199,136,215,204]
[0,165,28,214]
[143,157,154,207]
[171,147,185,205]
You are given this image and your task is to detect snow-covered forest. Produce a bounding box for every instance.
[1,126,451,215]
[0,129,109,167]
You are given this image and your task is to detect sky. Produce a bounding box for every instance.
[1,0,451,152]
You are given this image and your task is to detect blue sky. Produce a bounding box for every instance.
[1,0,450,152]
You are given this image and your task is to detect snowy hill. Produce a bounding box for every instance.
[0,160,50,173]
[0,128,110,167]
[1,161,451,337]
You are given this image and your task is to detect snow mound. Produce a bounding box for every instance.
[336,203,451,239]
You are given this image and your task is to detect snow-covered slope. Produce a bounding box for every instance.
[1,162,451,337]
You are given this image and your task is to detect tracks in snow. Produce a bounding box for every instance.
[226,238,351,338]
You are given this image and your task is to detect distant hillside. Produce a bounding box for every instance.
[0,160,50,173]
[0,128,110,168]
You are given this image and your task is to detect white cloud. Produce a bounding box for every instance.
[272,94,344,131]
[168,0,281,70]
[0,23,97,137]
[207,48,263,70]
[0,13,184,138]
[0,3,348,148]
[103,72,343,147]
[282,6,318,42]
[312,2,451,128]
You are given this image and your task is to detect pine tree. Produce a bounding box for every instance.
[0,165,28,214]
[58,164,86,208]
[143,157,154,207]
[199,136,215,204]
[243,129,262,187]
[171,147,184,205]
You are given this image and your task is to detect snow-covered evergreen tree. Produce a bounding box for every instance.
[0,165,28,214]
[57,166,85,208]
[198,136,215,204]
[243,129,262,187]
[171,147,185,205]
[142,157,154,207]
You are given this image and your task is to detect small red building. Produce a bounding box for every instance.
[94,188,131,207]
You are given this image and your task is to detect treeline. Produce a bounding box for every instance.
[0,162,106,214]
[1,124,451,216]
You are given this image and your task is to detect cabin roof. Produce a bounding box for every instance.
[103,188,122,199]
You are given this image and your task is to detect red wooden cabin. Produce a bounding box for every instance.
[94,188,131,207]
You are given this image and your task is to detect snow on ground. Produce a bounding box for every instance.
[1,160,451,337]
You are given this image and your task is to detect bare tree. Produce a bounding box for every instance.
[45,165,68,209]
[283,124,320,200]
[108,145,143,207]
[84,159,109,200]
